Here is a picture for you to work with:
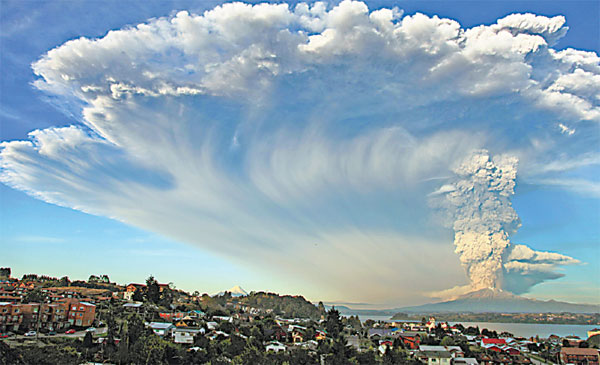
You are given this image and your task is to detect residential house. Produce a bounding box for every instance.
[159,312,186,321]
[476,353,493,365]
[588,329,600,338]
[481,338,506,347]
[368,328,393,339]
[560,347,600,365]
[173,327,204,344]
[564,335,584,347]
[315,329,327,341]
[264,326,287,341]
[483,345,503,353]
[124,283,146,301]
[420,345,465,358]
[346,335,361,351]
[452,358,478,365]
[419,350,452,365]
[446,346,465,358]
[548,334,561,344]
[294,340,318,351]
[40,302,69,331]
[213,315,232,322]
[187,310,205,319]
[426,317,436,332]
[209,330,230,340]
[123,302,143,312]
[174,316,199,328]
[147,322,175,337]
[66,301,95,327]
[0,302,23,332]
[292,329,305,343]
[265,341,286,353]
[19,303,40,330]
[0,289,22,302]
[399,331,423,349]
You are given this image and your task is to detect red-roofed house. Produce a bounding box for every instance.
[481,338,506,346]
[481,338,506,345]
[485,345,503,353]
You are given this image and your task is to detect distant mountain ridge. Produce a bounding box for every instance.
[396,288,600,314]
[324,304,397,318]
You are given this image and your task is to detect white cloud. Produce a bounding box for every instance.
[534,178,600,198]
[1,1,599,302]
[558,123,575,135]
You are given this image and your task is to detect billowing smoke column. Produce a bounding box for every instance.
[447,151,519,290]
[433,150,579,294]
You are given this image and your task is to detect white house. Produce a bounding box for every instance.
[266,341,286,352]
[453,358,479,365]
[173,328,204,344]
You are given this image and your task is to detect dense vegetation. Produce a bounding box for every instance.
[240,292,323,319]
[1,308,420,364]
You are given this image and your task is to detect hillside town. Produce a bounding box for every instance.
[0,268,599,365]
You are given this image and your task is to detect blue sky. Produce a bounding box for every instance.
[1,0,598,307]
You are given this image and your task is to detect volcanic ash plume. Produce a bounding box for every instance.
[432,150,578,294]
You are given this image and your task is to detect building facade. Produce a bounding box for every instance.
[0,302,23,332]
[66,301,96,327]
[560,347,599,365]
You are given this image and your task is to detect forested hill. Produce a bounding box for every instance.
[240,292,323,319]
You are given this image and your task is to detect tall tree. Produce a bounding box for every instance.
[145,276,161,304]
[325,307,343,339]
[0,267,10,279]
[58,276,70,287]
[83,331,93,348]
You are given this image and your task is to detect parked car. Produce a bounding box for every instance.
[86,327,96,332]
[0,333,10,338]
[65,329,76,334]
[48,331,56,336]
[24,331,37,337]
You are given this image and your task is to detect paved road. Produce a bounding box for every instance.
[6,327,107,341]
[62,326,108,338]
[529,355,553,365]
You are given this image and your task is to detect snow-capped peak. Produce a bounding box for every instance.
[215,285,248,297]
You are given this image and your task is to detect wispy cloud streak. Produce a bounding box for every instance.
[0,1,598,303]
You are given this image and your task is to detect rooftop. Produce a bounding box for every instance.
[148,322,174,329]
[561,347,599,356]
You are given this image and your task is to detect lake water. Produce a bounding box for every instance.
[352,315,596,339]
[451,322,595,339]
